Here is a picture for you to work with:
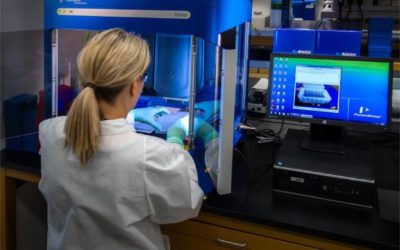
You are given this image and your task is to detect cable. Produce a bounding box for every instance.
[370,131,399,145]
[356,0,364,21]
[338,0,345,21]
[247,115,310,128]
[233,147,250,173]
[241,119,284,144]
[275,119,285,137]
[234,134,279,175]
[344,0,354,20]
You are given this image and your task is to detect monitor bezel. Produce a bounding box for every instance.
[267,53,393,130]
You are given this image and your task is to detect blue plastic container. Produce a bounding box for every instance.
[368,17,393,58]
[292,0,304,19]
[4,94,38,152]
[273,28,316,54]
[316,30,362,56]
[316,22,362,56]
[303,0,316,20]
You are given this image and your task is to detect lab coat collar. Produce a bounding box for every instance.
[101,118,136,135]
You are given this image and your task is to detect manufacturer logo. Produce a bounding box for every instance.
[359,106,369,114]
[174,12,189,18]
[65,0,87,5]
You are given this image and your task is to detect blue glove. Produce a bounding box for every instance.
[196,120,218,145]
[195,100,220,122]
[166,125,186,146]
[128,107,170,131]
[166,115,191,146]
[167,115,218,146]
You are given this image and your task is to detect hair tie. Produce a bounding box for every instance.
[85,83,97,90]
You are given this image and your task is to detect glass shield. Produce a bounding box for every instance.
[131,34,221,194]
[204,24,249,195]
[47,27,248,195]
[1,7,45,164]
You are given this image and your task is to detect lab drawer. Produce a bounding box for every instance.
[162,220,318,250]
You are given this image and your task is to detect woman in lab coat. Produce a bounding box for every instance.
[39,28,204,250]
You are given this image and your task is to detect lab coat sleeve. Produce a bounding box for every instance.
[38,117,65,155]
[38,119,52,155]
[144,140,204,224]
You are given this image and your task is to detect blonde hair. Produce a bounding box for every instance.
[65,28,150,165]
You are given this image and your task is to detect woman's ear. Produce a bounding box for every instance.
[130,79,144,98]
[129,82,136,97]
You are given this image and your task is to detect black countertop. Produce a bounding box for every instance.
[1,129,399,249]
[1,149,41,175]
[203,130,399,250]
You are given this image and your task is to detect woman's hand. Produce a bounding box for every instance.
[167,115,218,146]
[127,107,170,131]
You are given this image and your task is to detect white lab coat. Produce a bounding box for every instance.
[38,117,204,250]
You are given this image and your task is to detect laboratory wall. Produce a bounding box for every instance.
[0,0,44,149]
[252,0,271,29]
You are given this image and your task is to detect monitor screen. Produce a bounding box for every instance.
[268,54,392,128]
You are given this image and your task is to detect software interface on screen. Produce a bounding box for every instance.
[269,56,390,126]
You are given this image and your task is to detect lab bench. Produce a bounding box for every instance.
[1,133,399,250]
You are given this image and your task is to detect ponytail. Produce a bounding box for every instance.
[64,28,150,166]
[64,87,100,165]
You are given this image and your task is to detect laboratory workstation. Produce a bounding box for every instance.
[0,0,399,249]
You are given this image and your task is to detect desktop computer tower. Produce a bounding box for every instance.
[273,129,375,208]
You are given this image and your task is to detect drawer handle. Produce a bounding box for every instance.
[215,238,247,248]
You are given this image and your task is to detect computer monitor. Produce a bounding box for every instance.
[268,53,393,154]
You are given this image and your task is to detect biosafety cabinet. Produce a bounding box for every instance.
[2,0,252,195]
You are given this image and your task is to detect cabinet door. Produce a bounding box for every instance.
[162,221,319,250]
[164,229,226,250]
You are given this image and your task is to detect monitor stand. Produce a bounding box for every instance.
[300,124,346,155]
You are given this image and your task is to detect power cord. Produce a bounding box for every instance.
[356,0,364,21]
[240,120,285,144]
[338,0,345,21]
[233,147,250,173]
[344,0,354,20]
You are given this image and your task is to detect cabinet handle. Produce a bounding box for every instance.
[215,238,247,248]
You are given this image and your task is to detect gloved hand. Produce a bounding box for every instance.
[166,125,186,146]
[166,115,191,146]
[204,137,219,186]
[195,100,220,122]
[167,115,218,146]
[195,119,219,145]
[127,107,170,131]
